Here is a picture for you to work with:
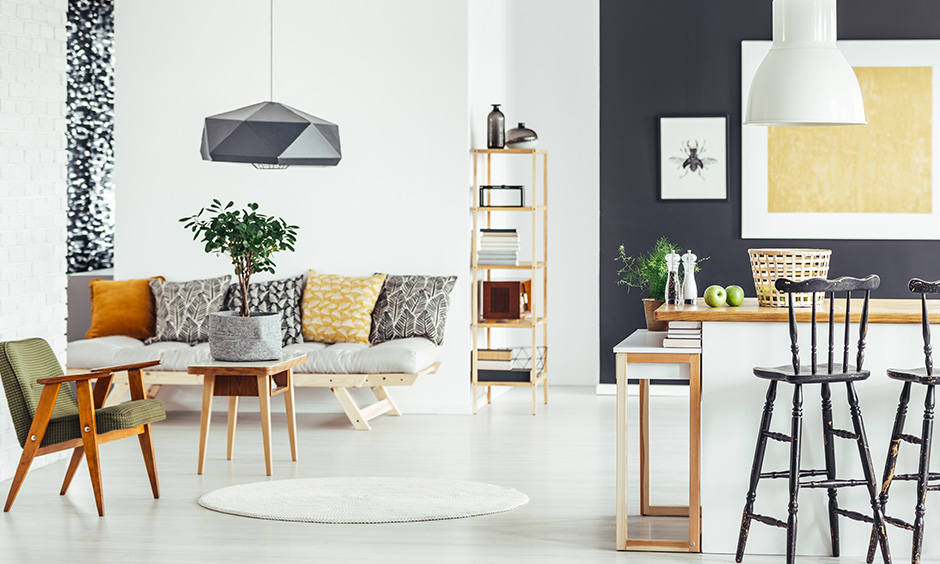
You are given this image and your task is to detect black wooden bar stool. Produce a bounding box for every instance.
[866,278,940,564]
[735,275,890,564]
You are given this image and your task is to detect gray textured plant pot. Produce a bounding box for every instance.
[208,311,282,362]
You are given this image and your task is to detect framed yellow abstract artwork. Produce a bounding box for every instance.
[741,41,939,239]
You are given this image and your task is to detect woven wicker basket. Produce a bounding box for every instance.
[747,248,832,307]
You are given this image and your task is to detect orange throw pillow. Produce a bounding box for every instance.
[85,277,165,340]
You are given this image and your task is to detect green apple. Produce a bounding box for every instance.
[705,284,727,307]
[703,285,726,307]
[725,285,745,307]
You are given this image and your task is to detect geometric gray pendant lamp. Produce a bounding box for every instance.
[199,0,341,168]
[201,102,341,167]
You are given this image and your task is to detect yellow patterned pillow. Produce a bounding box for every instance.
[301,270,387,344]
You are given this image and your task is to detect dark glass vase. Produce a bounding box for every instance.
[506,122,538,149]
[487,104,505,149]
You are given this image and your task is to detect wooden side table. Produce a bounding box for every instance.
[189,352,307,476]
[614,329,701,552]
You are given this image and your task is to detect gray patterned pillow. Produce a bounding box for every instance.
[370,275,457,346]
[223,275,304,346]
[147,275,230,344]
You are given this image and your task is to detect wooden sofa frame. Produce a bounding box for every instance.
[68,362,440,431]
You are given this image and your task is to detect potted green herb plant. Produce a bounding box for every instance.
[181,200,298,361]
[616,237,703,331]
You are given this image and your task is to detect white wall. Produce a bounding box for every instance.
[113,0,599,415]
[114,0,472,413]
[469,0,600,386]
[0,0,68,481]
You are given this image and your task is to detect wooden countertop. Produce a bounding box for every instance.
[655,297,940,324]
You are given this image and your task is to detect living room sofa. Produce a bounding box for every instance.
[67,271,456,430]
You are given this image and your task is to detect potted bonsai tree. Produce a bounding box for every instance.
[616,237,703,331]
[181,200,298,361]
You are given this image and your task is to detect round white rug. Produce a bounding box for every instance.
[198,477,529,524]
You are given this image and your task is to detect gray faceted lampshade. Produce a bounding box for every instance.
[201,101,341,167]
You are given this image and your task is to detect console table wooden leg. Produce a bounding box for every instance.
[284,369,298,462]
[689,354,702,552]
[197,374,214,475]
[640,379,651,516]
[227,397,238,461]
[616,352,629,550]
[257,375,273,476]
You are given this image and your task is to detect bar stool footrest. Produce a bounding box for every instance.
[759,469,828,479]
[892,472,940,482]
[748,512,787,529]
[762,430,791,442]
[834,507,874,524]
[884,514,915,531]
[829,428,859,440]
[800,478,869,488]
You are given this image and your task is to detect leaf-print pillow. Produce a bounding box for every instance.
[369,275,457,346]
[146,275,231,344]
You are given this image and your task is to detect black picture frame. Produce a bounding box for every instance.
[657,114,730,202]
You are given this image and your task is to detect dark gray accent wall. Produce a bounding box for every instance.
[599,1,940,384]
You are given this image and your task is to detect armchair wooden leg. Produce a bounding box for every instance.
[5,383,60,512]
[5,437,42,512]
[60,447,85,495]
[138,424,160,499]
[76,380,105,516]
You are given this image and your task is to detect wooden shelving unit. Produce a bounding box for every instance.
[471,148,548,415]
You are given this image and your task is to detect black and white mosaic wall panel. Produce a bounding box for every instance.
[66,0,114,273]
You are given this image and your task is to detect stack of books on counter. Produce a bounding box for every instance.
[478,228,519,266]
[662,321,701,348]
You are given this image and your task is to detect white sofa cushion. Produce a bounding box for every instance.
[67,336,440,375]
[284,338,439,374]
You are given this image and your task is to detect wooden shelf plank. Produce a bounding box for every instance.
[472,148,547,155]
[473,317,546,328]
[472,206,547,212]
[473,261,545,270]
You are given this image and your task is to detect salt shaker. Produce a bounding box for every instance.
[681,250,697,305]
[665,251,681,305]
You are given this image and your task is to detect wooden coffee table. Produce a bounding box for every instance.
[189,352,307,476]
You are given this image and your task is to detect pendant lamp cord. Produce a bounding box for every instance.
[269,0,274,101]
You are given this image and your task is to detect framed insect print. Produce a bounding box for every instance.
[657,115,729,201]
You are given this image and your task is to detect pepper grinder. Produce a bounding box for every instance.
[681,250,697,305]
[665,251,681,305]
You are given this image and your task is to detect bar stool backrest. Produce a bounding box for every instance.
[908,278,940,376]
[774,275,880,376]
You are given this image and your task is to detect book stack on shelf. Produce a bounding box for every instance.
[476,348,513,370]
[475,347,547,383]
[662,321,702,348]
[478,228,519,266]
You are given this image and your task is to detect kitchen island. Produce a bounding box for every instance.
[654,297,940,560]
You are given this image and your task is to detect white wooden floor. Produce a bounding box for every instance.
[0,387,927,563]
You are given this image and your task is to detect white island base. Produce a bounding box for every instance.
[702,320,940,561]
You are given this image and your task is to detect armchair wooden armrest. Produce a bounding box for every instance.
[37,371,114,385]
[89,360,161,373]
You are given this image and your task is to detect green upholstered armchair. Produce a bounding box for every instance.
[0,338,166,516]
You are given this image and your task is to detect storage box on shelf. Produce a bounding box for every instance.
[470,148,548,415]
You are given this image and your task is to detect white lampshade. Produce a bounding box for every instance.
[745,0,866,126]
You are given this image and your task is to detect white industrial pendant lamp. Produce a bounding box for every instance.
[745,0,866,126]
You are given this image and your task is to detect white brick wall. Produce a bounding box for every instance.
[0,0,68,483]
